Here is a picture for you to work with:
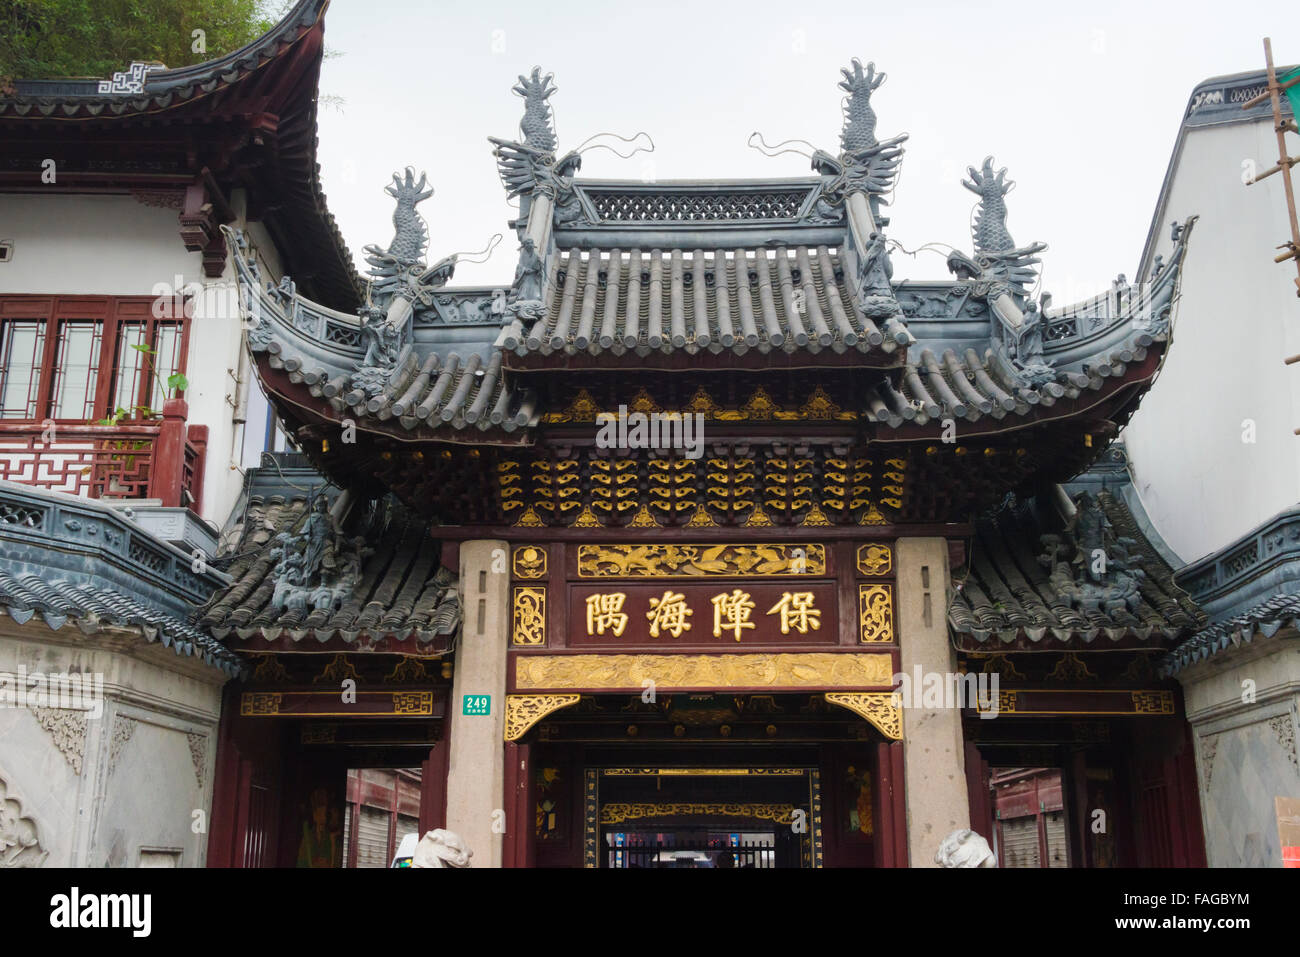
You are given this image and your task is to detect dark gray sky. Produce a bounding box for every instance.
[313,0,1294,304]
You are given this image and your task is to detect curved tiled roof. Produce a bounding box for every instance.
[1160,594,1300,677]
[0,569,243,677]
[1,0,325,119]
[950,490,1203,648]
[286,345,537,434]
[497,246,912,363]
[1,0,362,313]
[198,494,460,648]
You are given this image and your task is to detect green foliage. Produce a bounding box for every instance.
[0,0,289,82]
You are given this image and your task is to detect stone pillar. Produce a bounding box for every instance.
[896,537,970,866]
[446,539,509,868]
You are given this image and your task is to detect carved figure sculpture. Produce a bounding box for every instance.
[410,829,473,868]
[935,828,997,868]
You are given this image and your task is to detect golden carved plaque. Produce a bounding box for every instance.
[858,584,895,643]
[514,652,893,691]
[512,586,546,646]
[504,694,581,741]
[856,543,893,576]
[824,692,903,740]
[577,543,825,578]
[1131,690,1176,715]
[392,691,434,715]
[241,692,282,716]
[600,803,795,825]
[512,545,547,579]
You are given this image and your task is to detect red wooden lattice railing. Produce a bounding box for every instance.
[0,398,205,512]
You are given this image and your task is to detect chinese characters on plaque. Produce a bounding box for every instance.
[583,589,823,642]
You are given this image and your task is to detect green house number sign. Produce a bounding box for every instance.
[463,694,491,716]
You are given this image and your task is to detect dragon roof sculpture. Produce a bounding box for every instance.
[223,55,1198,528]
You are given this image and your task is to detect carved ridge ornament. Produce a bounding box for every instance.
[858,584,895,643]
[514,652,893,691]
[600,803,796,825]
[577,543,826,578]
[512,586,546,646]
[824,692,903,740]
[504,694,581,741]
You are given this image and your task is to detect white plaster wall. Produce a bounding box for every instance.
[0,626,225,867]
[0,193,283,527]
[1123,120,1300,564]
[1179,639,1300,867]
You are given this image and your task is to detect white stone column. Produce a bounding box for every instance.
[896,537,970,866]
[446,539,510,868]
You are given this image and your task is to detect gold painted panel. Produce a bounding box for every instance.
[858,584,895,643]
[514,652,893,691]
[577,543,825,578]
[512,545,547,579]
[856,543,893,576]
[512,586,547,646]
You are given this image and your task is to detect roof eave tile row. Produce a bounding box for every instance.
[0,570,243,677]
[498,246,914,361]
[870,330,1160,430]
[265,341,539,435]
[1160,594,1300,677]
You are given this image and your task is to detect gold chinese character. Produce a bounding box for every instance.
[646,591,693,638]
[766,591,821,635]
[711,589,756,642]
[585,593,628,636]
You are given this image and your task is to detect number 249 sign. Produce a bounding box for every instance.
[463,695,491,716]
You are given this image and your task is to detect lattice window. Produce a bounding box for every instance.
[0,296,189,423]
[586,189,811,223]
[112,320,183,416]
[51,320,104,419]
[0,319,45,419]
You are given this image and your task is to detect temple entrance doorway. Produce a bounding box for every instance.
[523,693,904,867]
[596,767,811,868]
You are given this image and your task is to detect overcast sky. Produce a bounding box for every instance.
[312,0,1294,303]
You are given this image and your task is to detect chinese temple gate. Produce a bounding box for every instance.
[202,42,1206,867]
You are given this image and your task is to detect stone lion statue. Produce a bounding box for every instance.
[934,828,997,868]
[410,829,473,869]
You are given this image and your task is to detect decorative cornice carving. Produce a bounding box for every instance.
[1270,715,1299,773]
[108,715,136,776]
[824,691,903,740]
[28,706,86,775]
[186,732,206,787]
[504,693,580,741]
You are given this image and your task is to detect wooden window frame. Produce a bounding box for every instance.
[0,294,190,424]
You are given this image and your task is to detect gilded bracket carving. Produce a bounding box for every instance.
[824,692,903,740]
[504,693,581,742]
